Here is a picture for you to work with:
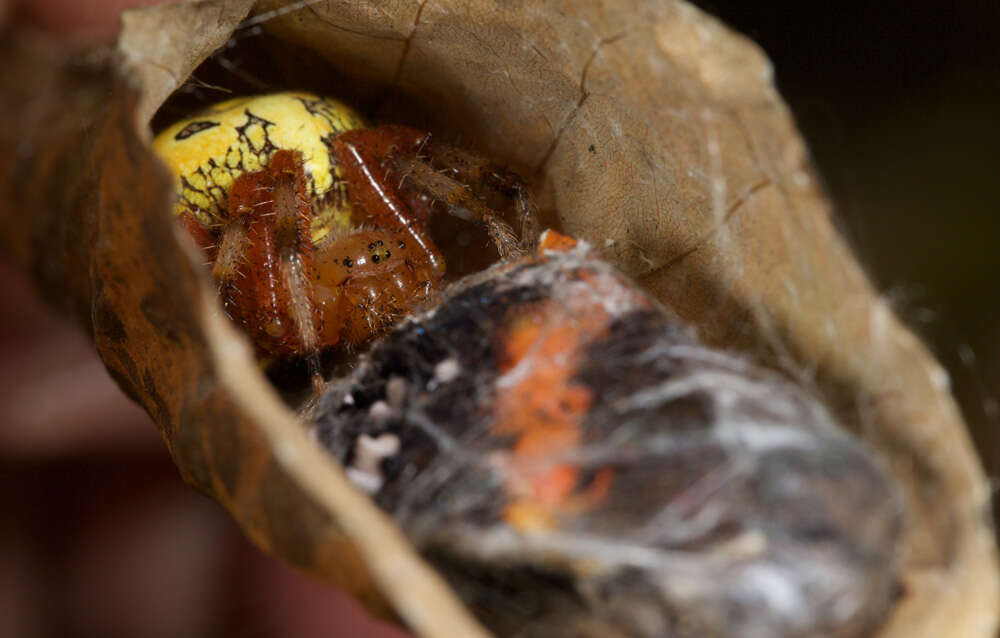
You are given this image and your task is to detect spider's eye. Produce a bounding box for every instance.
[372,254,380,264]
[343,258,353,268]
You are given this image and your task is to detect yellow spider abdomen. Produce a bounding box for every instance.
[153,92,367,244]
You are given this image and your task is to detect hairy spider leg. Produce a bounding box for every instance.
[177,212,220,263]
[423,143,541,253]
[352,124,524,260]
[329,126,446,279]
[221,149,325,393]
[331,125,533,261]
[392,153,522,260]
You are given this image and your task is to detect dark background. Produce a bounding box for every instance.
[692,0,1000,525]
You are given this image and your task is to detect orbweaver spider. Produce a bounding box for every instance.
[154,92,538,392]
